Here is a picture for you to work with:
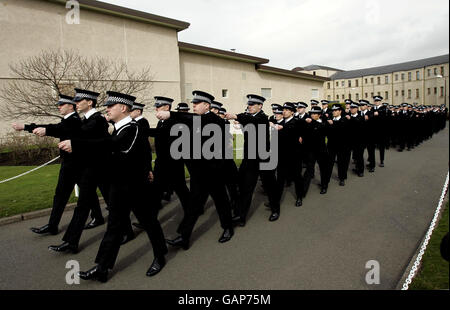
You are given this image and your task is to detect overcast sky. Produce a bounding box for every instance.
[102,0,449,71]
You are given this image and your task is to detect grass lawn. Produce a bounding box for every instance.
[0,164,78,218]
[410,202,449,290]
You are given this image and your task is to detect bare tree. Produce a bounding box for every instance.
[0,49,154,121]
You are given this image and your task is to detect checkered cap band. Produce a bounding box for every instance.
[58,98,74,105]
[192,94,212,104]
[74,92,98,100]
[107,96,134,106]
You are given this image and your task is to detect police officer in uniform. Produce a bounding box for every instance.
[302,106,330,195]
[175,102,190,112]
[59,91,168,282]
[12,94,82,235]
[49,89,109,253]
[326,103,351,186]
[371,96,388,167]
[225,94,277,226]
[147,97,190,217]
[160,90,234,249]
[347,101,365,177]
[321,100,331,121]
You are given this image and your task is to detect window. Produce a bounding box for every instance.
[416,89,419,98]
[377,77,381,85]
[371,77,374,84]
[385,76,389,84]
[401,73,405,80]
[341,81,345,87]
[402,90,405,97]
[416,71,420,80]
[441,67,445,76]
[434,68,437,75]
[313,71,316,76]
[336,81,339,87]
[408,72,412,81]
[377,92,381,96]
[365,93,368,98]
[395,74,398,81]
[385,91,389,100]
[365,78,368,84]
[427,88,431,95]
[261,88,272,99]
[408,89,411,99]
[428,69,431,77]
[356,93,360,100]
[337,94,340,100]
[434,87,437,94]
[348,94,352,100]
[441,87,444,97]
[355,80,359,87]
[348,80,352,87]
[222,89,228,98]
[395,90,399,96]
[327,95,331,100]
[327,82,331,89]
[311,89,319,98]
[371,92,374,98]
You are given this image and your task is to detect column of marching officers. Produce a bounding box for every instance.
[11,88,448,283]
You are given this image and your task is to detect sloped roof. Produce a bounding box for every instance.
[299,65,343,72]
[330,54,449,80]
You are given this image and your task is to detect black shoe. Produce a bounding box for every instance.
[30,224,57,235]
[166,236,189,250]
[218,228,234,243]
[132,222,144,230]
[320,187,327,195]
[269,212,279,222]
[146,256,166,277]
[379,163,384,167]
[358,173,364,177]
[295,198,303,207]
[48,242,78,254]
[232,215,246,227]
[121,232,135,245]
[369,168,375,173]
[79,265,108,283]
[339,180,345,186]
[84,218,105,230]
[366,164,371,168]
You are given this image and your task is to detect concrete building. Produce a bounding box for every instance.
[0,0,327,137]
[323,55,449,106]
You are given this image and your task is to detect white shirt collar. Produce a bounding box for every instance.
[333,116,341,121]
[276,119,283,124]
[84,108,97,119]
[351,113,358,117]
[114,115,132,131]
[284,116,294,123]
[252,111,261,117]
[294,112,299,117]
[299,113,306,118]
[64,112,76,120]
[134,115,144,121]
[316,119,322,123]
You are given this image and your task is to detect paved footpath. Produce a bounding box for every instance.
[0,126,448,290]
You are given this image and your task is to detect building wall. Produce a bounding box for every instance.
[301,69,340,78]
[324,63,449,106]
[0,0,182,134]
[179,51,324,116]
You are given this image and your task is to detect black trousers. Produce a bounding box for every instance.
[178,161,233,241]
[48,160,77,230]
[328,146,351,181]
[376,142,386,164]
[303,149,330,194]
[366,141,376,169]
[95,180,167,270]
[62,166,106,246]
[154,158,190,212]
[352,143,365,175]
[224,159,239,212]
[275,157,303,212]
[236,159,277,220]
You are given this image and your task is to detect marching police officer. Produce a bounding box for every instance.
[159,90,234,249]
[59,91,168,282]
[326,103,351,186]
[347,101,365,177]
[49,88,109,253]
[12,94,82,235]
